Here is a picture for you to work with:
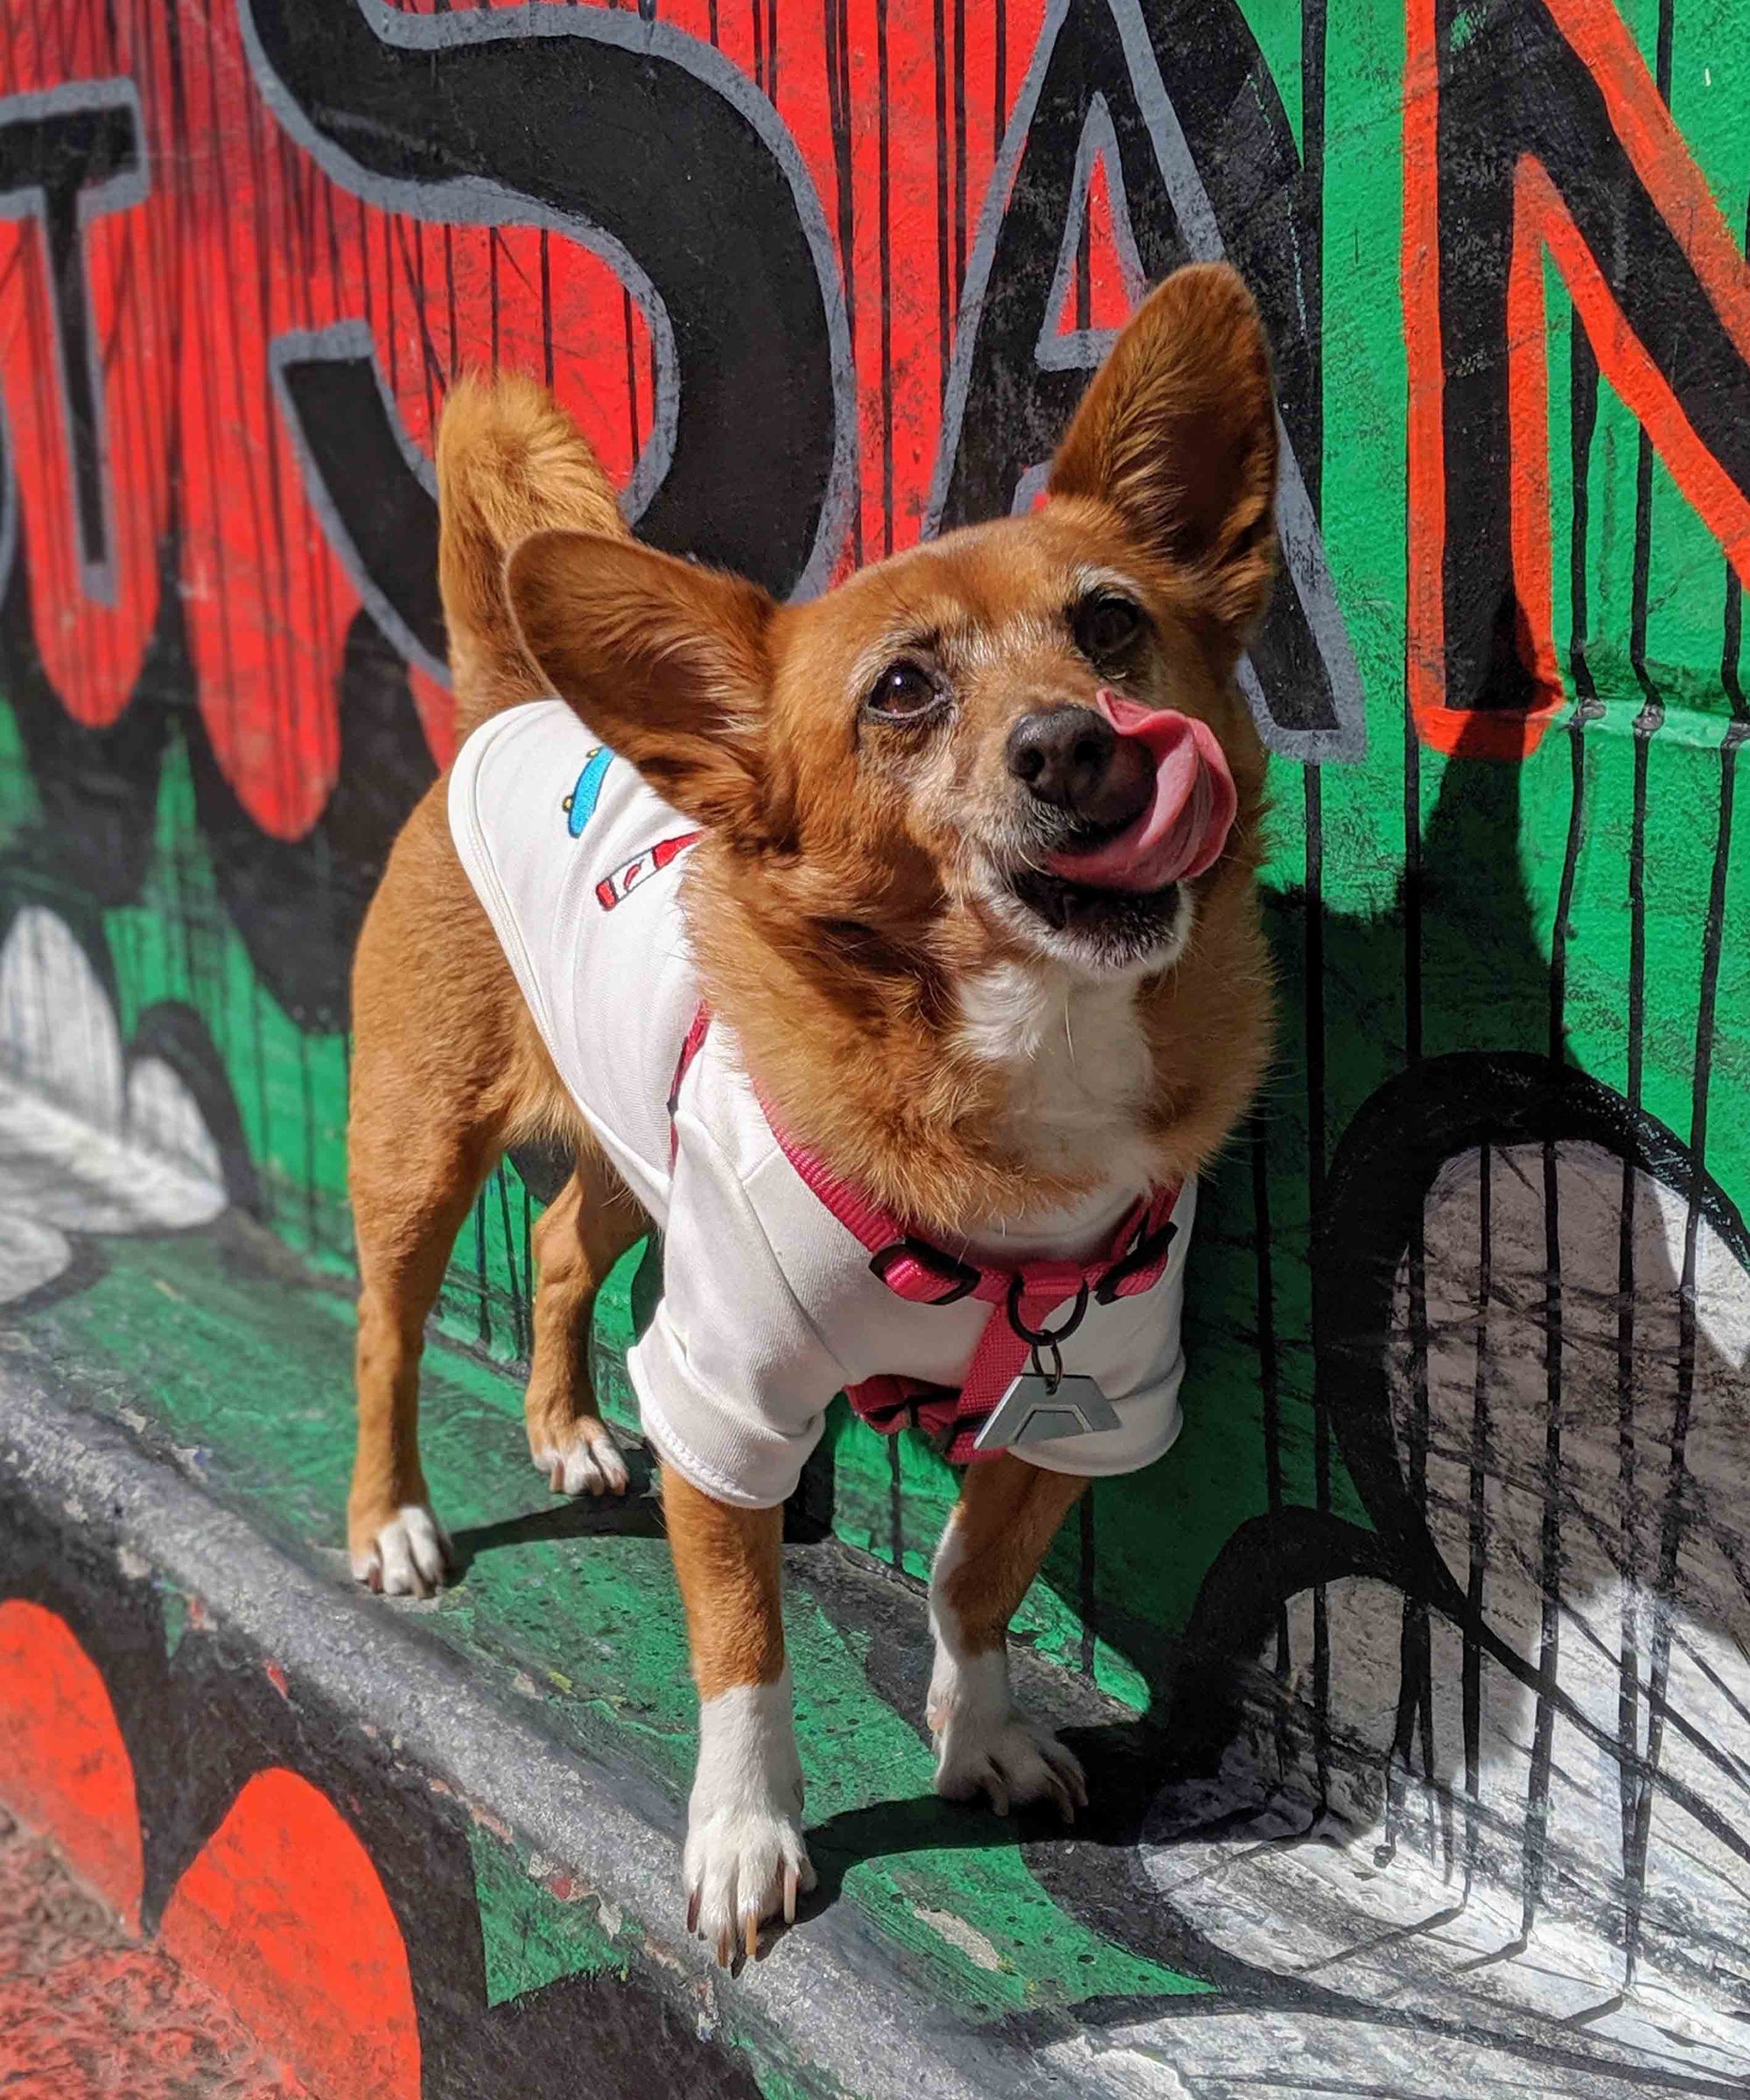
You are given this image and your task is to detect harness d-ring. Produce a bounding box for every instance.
[1005,1276,1089,1396]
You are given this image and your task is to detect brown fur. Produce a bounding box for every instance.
[661,1464,788,1700]
[507,269,1274,1231]
[930,1456,1091,1662]
[346,382,631,1578]
[346,262,1278,1936]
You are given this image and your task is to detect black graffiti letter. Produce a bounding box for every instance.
[0,81,145,601]
[240,0,854,620]
[929,0,1363,760]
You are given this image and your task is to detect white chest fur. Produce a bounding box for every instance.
[956,961,1154,1185]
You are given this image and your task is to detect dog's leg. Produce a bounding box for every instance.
[928,1454,1090,1818]
[347,1098,495,1598]
[524,1148,646,1496]
[662,1461,814,1964]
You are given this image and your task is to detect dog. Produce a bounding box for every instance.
[345,261,1276,1966]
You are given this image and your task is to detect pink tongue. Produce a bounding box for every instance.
[1045,690,1237,892]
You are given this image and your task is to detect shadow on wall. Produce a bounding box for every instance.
[1016,705,1750,2068]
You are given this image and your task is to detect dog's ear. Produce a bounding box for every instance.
[507,530,774,835]
[1048,262,1278,655]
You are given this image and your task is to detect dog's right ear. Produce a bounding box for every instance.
[507,530,774,836]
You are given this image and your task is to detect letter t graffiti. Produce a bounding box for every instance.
[0,81,146,603]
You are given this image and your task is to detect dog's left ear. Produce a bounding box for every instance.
[507,530,774,836]
[1048,262,1278,658]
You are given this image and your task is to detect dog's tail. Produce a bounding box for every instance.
[437,373,625,743]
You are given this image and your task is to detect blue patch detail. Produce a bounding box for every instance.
[564,746,612,836]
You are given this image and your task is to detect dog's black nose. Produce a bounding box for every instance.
[1005,705,1150,827]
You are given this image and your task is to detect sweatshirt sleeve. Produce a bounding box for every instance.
[627,1108,850,1509]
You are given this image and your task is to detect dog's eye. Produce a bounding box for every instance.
[1073,593,1145,662]
[865,661,943,723]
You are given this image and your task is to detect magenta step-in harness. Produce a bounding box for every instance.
[668,1005,1181,1463]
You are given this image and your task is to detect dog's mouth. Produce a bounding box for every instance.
[1006,860,1183,961]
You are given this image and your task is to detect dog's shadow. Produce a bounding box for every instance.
[445,1444,667,1578]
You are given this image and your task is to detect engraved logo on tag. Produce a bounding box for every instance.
[974,1372,1121,1452]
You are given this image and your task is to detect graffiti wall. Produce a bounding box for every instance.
[0,0,1747,2085]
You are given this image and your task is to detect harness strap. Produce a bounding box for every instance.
[664,1003,1180,1462]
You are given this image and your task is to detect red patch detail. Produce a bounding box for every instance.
[161,1767,420,2100]
[595,829,701,911]
[0,1599,144,1928]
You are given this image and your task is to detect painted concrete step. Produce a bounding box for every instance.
[1,1208,1745,2098]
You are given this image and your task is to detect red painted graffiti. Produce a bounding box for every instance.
[0,1598,419,2099]
[0,0,1054,834]
[0,1598,144,1927]
[1404,0,1750,757]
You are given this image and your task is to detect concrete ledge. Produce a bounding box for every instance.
[3,1210,1746,2099]
[0,1243,1168,2100]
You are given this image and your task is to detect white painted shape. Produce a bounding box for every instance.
[0,908,228,1300]
[127,1056,225,1188]
[1139,1140,1750,2084]
[0,905,123,1131]
[0,1209,74,1302]
[0,1079,224,1235]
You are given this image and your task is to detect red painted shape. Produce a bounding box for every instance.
[1527,155,1750,581]
[0,4,173,732]
[0,1599,144,1928]
[1406,0,1750,760]
[1543,0,1750,370]
[160,1766,420,2100]
[1049,155,1135,340]
[1083,158,1135,333]
[0,0,1077,811]
[0,1810,310,2100]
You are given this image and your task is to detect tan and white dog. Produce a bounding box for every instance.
[345,262,1276,1966]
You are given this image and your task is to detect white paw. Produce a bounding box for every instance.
[532,1424,630,1497]
[683,1676,814,1965]
[929,1649,1087,1821]
[352,1505,451,1599]
[684,1800,815,1966]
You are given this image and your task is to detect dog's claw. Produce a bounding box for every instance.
[686,1888,701,1935]
[743,1910,759,1964]
[781,1863,798,1925]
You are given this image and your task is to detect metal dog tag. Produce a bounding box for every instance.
[973,1373,1122,1452]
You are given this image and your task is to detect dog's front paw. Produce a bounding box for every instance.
[929,1651,1087,1821]
[350,1503,451,1599]
[683,1676,814,1965]
[683,1801,815,1967]
[529,1418,630,1497]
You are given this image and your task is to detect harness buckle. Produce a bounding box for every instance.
[1094,1217,1178,1304]
[868,1237,982,1306]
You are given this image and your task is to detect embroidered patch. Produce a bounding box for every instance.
[563,747,612,836]
[595,830,700,910]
